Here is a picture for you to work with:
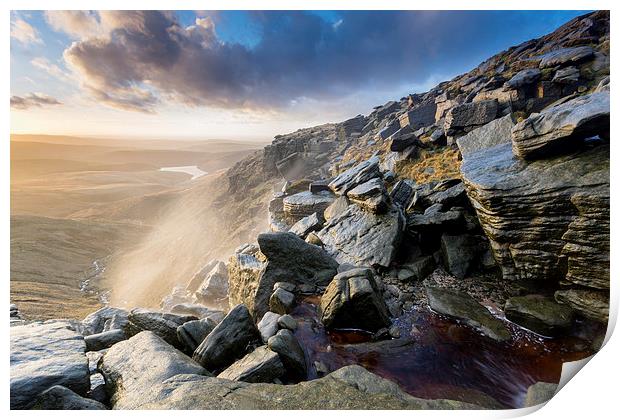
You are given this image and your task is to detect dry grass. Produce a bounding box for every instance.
[394,147,461,184]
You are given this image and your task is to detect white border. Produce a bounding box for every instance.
[3,1,617,420]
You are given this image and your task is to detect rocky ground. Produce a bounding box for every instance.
[10,11,609,410]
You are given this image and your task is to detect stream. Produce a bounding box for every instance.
[291,296,597,409]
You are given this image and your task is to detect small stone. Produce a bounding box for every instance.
[257,312,280,343]
[277,314,298,331]
[269,288,296,315]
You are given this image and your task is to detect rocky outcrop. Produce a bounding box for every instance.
[317,203,404,268]
[217,346,285,383]
[100,331,209,409]
[460,109,609,321]
[504,295,575,336]
[192,304,261,372]
[426,287,511,342]
[11,321,90,409]
[320,268,390,332]
[289,212,324,238]
[229,232,338,320]
[511,91,610,159]
[227,245,265,319]
[116,365,480,409]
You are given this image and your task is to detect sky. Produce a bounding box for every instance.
[10,10,588,141]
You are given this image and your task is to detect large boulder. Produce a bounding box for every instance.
[320,268,390,332]
[504,295,575,336]
[127,309,195,349]
[511,91,610,159]
[194,261,229,304]
[229,232,338,320]
[426,287,511,342]
[317,203,405,268]
[117,365,481,409]
[192,304,261,372]
[11,321,90,409]
[100,331,209,409]
[328,156,381,195]
[32,385,107,410]
[217,346,285,383]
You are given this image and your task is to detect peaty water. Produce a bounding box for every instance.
[291,296,597,409]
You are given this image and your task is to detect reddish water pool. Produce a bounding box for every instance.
[291,296,598,409]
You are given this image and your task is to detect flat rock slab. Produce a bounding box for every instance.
[11,320,90,409]
[120,365,482,409]
[426,287,511,342]
[283,191,335,219]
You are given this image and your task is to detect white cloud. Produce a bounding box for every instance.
[10,18,43,45]
[44,11,102,38]
[30,57,72,83]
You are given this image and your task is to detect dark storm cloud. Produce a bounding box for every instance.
[11,93,62,110]
[62,10,583,112]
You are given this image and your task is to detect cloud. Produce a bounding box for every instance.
[11,18,42,45]
[30,57,71,83]
[60,10,584,113]
[11,93,62,110]
[44,11,102,38]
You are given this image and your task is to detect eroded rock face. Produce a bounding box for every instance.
[555,289,609,323]
[426,287,511,342]
[11,321,90,409]
[230,232,338,320]
[444,99,498,135]
[511,91,610,159]
[192,304,261,373]
[82,307,128,336]
[460,115,609,321]
[283,191,336,220]
[317,203,405,268]
[120,365,481,409]
[320,268,390,332]
[100,331,209,409]
[347,177,389,214]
